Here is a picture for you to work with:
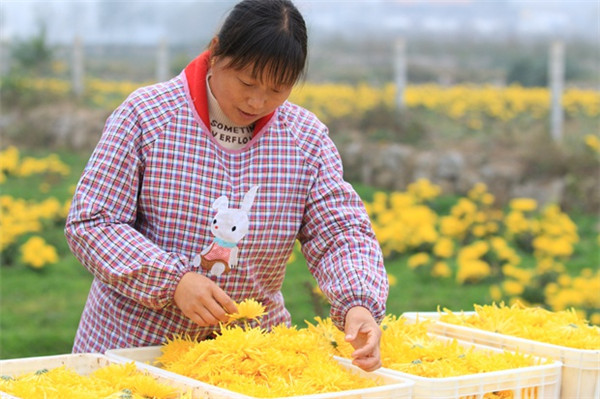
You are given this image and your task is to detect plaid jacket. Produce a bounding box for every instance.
[66,53,388,353]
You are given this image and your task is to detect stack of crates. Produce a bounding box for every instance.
[403,311,599,399]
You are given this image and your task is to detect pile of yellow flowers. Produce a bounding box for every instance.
[0,362,191,399]
[226,298,267,325]
[438,302,600,350]
[157,324,379,397]
[307,315,547,379]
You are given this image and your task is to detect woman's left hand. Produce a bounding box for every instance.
[344,306,382,372]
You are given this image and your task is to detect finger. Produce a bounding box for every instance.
[194,307,221,326]
[353,331,382,362]
[202,297,230,323]
[352,356,382,372]
[344,322,361,343]
[350,333,378,357]
[213,289,237,315]
[178,302,204,326]
[346,324,372,345]
[188,311,209,327]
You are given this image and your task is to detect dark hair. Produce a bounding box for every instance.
[212,0,307,87]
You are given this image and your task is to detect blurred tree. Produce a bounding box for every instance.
[506,52,582,87]
[10,24,53,75]
[2,23,56,108]
[506,57,548,87]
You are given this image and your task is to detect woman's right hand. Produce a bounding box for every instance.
[174,272,237,326]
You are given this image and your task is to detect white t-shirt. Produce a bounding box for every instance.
[206,73,254,150]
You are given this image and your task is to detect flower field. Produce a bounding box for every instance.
[365,179,600,323]
[7,77,600,127]
[0,147,72,269]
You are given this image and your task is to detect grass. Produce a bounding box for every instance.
[0,255,91,358]
[0,151,597,359]
[282,255,493,328]
[0,150,90,359]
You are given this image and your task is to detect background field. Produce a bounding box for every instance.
[1,148,597,359]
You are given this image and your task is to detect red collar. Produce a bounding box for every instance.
[184,51,274,135]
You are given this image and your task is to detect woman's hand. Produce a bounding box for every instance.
[344,306,382,372]
[174,272,237,326]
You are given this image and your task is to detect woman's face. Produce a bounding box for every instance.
[209,56,294,126]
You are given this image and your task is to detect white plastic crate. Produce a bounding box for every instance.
[0,352,228,399]
[106,345,415,399]
[403,311,600,399]
[375,334,561,399]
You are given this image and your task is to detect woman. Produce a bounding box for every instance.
[65,0,388,372]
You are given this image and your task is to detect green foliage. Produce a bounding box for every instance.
[506,57,548,87]
[506,52,583,87]
[1,25,61,109]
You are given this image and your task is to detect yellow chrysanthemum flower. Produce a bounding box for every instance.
[226,298,266,324]
[502,280,525,296]
[408,252,430,269]
[509,198,538,212]
[431,261,452,278]
[584,134,600,153]
[433,237,454,259]
[387,273,398,286]
[20,236,58,269]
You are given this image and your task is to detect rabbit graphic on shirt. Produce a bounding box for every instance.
[192,185,259,276]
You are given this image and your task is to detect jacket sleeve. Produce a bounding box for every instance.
[297,132,389,330]
[64,100,190,309]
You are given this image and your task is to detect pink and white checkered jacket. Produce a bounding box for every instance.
[65,52,388,354]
